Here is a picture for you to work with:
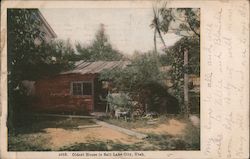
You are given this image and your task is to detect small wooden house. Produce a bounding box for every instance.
[31,61,128,114]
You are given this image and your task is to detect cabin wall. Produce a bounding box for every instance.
[32,74,97,114]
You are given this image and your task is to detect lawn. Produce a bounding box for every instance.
[8,115,97,151]
[8,115,200,151]
[102,115,200,150]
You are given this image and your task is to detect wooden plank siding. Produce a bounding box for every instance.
[31,61,129,114]
[32,73,98,114]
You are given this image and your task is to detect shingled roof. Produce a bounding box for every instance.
[61,60,130,75]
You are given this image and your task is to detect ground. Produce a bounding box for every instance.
[8,115,200,151]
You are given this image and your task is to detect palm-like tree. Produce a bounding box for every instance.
[151,2,169,53]
[151,3,200,116]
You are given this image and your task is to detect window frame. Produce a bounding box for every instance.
[71,81,93,96]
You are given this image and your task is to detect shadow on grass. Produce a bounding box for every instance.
[9,115,96,135]
[8,142,52,151]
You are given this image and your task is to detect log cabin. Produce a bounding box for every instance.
[31,61,128,114]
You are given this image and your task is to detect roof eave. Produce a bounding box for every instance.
[37,10,57,38]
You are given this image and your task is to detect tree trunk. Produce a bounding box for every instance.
[184,48,189,116]
[154,28,157,53]
[156,27,167,49]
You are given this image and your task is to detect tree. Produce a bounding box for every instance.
[156,8,200,39]
[100,52,163,91]
[150,7,200,51]
[151,6,200,115]
[76,24,123,61]
[150,2,169,52]
[7,9,74,128]
[99,52,180,114]
[165,37,199,113]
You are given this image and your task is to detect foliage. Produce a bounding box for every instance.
[142,82,179,113]
[100,52,164,92]
[158,53,172,65]
[106,92,132,112]
[75,24,123,61]
[177,8,200,37]
[151,6,200,113]
[18,39,75,80]
[99,52,175,113]
[165,37,199,109]
[7,9,74,128]
[158,8,200,38]
[7,9,75,88]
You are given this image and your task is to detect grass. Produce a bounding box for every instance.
[145,133,188,150]
[8,133,52,151]
[102,118,149,129]
[182,122,200,150]
[59,141,109,151]
[59,115,200,151]
[8,115,200,151]
[58,131,199,151]
[59,140,145,151]
[102,115,200,151]
[8,115,97,151]
[102,115,178,129]
[10,115,96,135]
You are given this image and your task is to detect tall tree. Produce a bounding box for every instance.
[8,9,75,88]
[7,9,73,128]
[150,2,170,52]
[151,7,200,51]
[151,6,200,115]
[165,37,199,113]
[76,24,123,61]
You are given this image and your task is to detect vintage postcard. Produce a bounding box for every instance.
[0,0,249,159]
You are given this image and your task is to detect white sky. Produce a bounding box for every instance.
[40,8,181,55]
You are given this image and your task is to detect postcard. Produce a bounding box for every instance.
[0,0,249,159]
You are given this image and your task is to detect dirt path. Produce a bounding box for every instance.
[11,118,187,150]
[42,126,141,150]
[94,119,147,139]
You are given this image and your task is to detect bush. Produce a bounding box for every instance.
[100,52,180,115]
[141,82,179,114]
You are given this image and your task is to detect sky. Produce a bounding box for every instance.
[40,8,181,55]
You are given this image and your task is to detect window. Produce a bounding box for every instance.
[72,82,92,96]
[72,83,82,95]
[39,31,46,40]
